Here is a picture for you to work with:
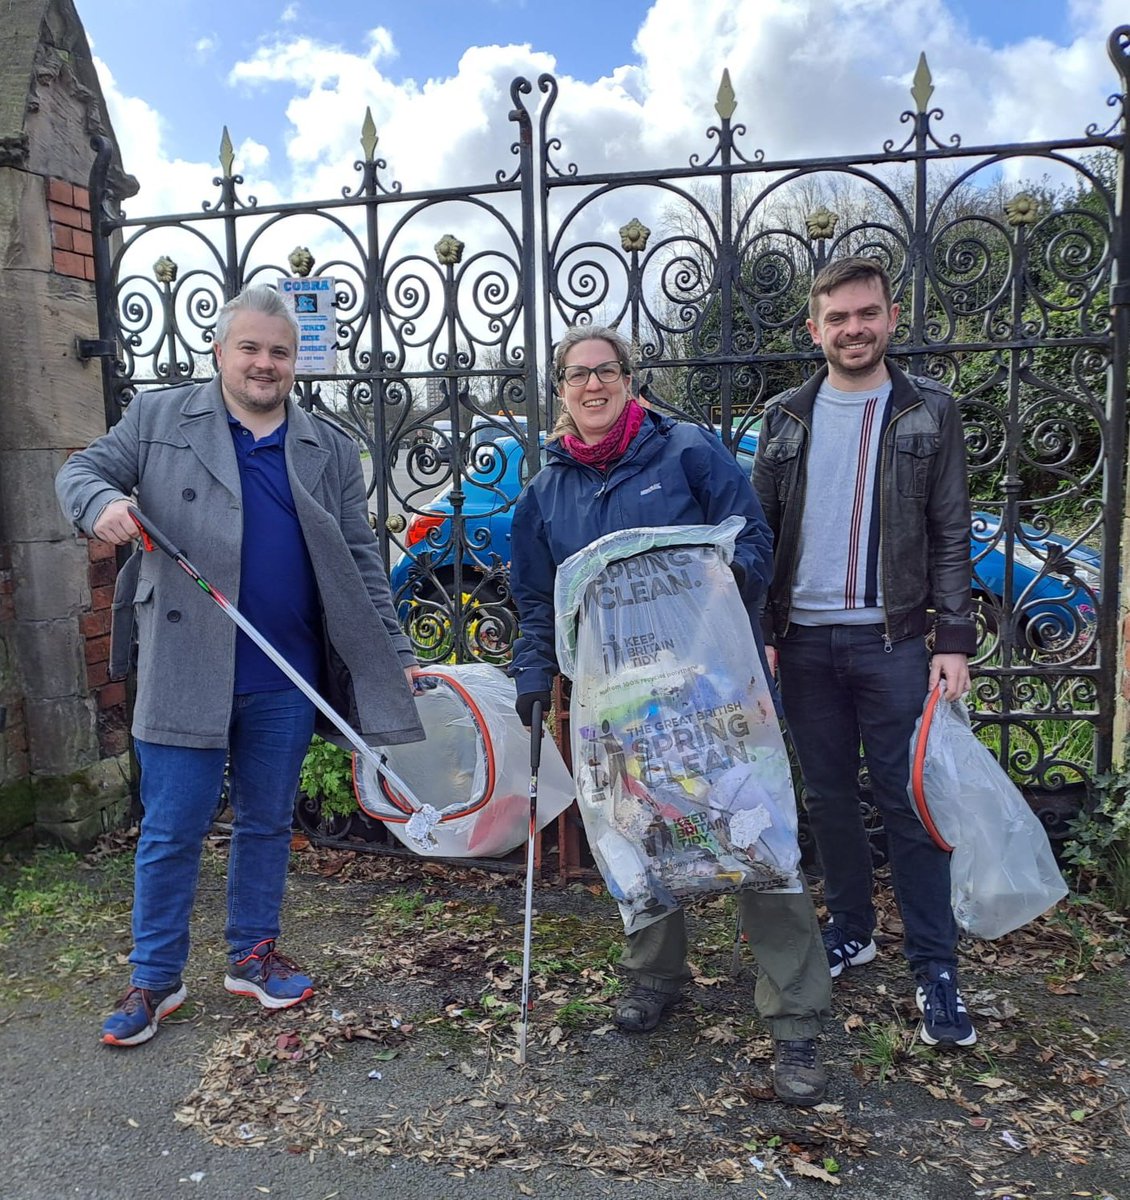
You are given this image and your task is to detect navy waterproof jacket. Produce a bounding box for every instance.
[508,410,775,700]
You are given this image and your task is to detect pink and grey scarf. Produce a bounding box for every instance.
[561,398,645,470]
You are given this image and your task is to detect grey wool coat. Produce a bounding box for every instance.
[56,377,425,751]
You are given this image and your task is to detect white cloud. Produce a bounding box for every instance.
[194,36,216,58]
[90,1,1126,359]
[628,0,1117,162]
[106,1,1124,215]
[93,55,216,218]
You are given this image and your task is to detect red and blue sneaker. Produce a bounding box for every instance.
[224,940,314,1010]
[101,982,187,1047]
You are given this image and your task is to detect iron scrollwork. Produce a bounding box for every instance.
[86,30,1129,844]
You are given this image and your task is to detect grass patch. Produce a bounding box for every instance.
[0,848,132,945]
[1042,905,1112,977]
[555,997,610,1029]
[528,912,623,969]
[365,890,501,936]
[857,1020,919,1084]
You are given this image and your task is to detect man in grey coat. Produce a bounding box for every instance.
[56,285,425,1047]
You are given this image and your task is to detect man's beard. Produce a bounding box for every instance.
[829,336,888,377]
[228,381,289,412]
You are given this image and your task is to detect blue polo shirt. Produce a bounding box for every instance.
[228,414,322,694]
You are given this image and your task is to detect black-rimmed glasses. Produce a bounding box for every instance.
[559,360,625,387]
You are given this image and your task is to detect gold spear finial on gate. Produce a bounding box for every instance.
[911,53,934,114]
[219,126,235,177]
[360,107,378,162]
[715,69,737,122]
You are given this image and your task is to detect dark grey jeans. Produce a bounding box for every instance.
[776,622,958,974]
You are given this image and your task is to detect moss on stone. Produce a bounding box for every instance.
[0,754,130,849]
[0,777,35,840]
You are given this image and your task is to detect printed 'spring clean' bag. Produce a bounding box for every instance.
[555,518,802,934]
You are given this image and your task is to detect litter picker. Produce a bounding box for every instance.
[730,909,744,976]
[126,506,413,797]
[517,699,544,1065]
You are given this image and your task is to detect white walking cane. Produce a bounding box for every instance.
[518,699,545,1065]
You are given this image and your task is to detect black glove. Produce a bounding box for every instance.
[730,561,746,590]
[515,690,551,728]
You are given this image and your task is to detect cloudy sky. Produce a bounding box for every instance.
[77,0,1126,216]
[69,0,1127,378]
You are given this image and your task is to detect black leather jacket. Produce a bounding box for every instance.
[752,360,976,655]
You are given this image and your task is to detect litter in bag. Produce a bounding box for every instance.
[556,518,802,935]
[909,690,1068,939]
[354,663,574,857]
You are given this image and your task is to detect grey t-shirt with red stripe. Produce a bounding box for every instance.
[790,379,893,626]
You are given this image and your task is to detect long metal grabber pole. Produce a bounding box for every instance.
[517,698,544,1065]
[126,506,413,796]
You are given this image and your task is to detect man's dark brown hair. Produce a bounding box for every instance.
[808,256,893,318]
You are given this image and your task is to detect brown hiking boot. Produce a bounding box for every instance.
[772,1038,827,1106]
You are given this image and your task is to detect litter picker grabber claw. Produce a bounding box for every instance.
[517,698,544,1065]
[126,505,413,797]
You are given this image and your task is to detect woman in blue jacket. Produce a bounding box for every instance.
[509,325,832,1107]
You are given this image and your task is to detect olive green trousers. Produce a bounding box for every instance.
[618,882,832,1041]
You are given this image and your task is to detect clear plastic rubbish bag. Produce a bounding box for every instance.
[909,689,1068,939]
[556,517,802,935]
[354,663,574,858]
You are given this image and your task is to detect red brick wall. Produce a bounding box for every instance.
[81,537,129,757]
[47,177,94,281]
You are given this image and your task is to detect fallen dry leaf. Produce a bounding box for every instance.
[790,1157,841,1186]
[1046,981,1082,996]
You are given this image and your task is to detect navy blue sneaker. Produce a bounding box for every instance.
[823,924,877,979]
[224,940,314,1010]
[101,982,187,1047]
[915,964,977,1047]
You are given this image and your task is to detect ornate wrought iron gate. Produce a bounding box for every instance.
[87,28,1130,830]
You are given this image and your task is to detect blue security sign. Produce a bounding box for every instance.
[278,276,337,374]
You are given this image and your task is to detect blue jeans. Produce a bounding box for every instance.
[130,688,316,990]
[776,624,957,973]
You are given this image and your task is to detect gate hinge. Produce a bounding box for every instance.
[75,336,118,362]
[1111,281,1130,309]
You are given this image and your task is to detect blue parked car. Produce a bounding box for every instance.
[970,513,1100,650]
[389,430,533,613]
[389,423,1101,654]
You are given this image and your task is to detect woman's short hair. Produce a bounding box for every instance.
[551,324,635,380]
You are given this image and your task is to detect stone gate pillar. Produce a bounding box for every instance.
[0,0,137,845]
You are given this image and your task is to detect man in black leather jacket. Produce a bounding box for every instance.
[752,256,979,1050]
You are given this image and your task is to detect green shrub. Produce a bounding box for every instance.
[299,736,357,818]
[1062,750,1130,914]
